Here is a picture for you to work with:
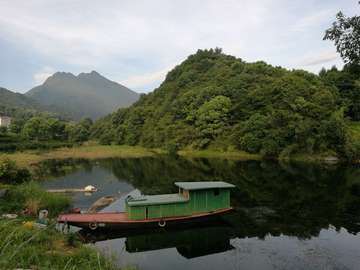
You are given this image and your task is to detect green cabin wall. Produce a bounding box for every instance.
[188,188,230,215]
[126,188,231,221]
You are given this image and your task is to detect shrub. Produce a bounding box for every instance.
[5,181,70,217]
[166,141,178,157]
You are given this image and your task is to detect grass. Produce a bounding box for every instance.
[0,181,71,218]
[0,182,140,270]
[0,219,136,269]
[4,151,45,167]
[4,144,266,171]
[179,149,262,159]
[24,197,42,216]
[41,145,156,159]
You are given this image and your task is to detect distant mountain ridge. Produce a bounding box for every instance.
[25,71,140,120]
[0,87,84,122]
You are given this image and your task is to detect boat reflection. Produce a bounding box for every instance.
[79,218,234,259]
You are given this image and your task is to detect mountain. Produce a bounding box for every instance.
[91,48,360,158]
[25,71,140,120]
[0,87,84,122]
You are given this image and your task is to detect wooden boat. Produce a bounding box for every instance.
[58,181,235,230]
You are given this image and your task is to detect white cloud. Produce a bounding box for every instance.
[33,66,54,86]
[298,51,340,66]
[291,9,335,33]
[119,62,180,88]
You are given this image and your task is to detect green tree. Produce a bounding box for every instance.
[195,95,231,140]
[21,117,46,141]
[8,124,21,134]
[0,126,7,134]
[351,80,360,119]
[74,125,89,142]
[39,118,60,140]
[99,130,116,145]
[324,2,360,74]
[79,117,93,130]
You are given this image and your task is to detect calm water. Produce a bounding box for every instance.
[37,156,360,270]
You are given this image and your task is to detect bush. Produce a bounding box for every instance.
[244,133,260,153]
[5,181,70,217]
[0,155,32,185]
[166,141,178,157]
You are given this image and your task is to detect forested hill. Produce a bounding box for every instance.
[90,48,360,159]
[0,87,83,122]
[25,71,140,120]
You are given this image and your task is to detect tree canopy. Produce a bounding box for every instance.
[324,2,360,74]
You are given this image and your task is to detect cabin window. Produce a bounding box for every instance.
[145,206,148,219]
[180,188,183,194]
[214,188,221,196]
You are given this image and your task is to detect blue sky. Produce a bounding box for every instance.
[0,0,358,94]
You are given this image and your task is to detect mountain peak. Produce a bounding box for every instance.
[77,70,100,76]
[90,70,100,75]
[25,70,140,120]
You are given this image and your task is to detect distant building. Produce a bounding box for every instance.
[0,116,12,129]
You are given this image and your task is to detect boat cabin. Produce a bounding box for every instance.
[125,181,235,221]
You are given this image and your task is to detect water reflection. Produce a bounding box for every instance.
[37,157,360,238]
[36,156,360,269]
[79,218,233,259]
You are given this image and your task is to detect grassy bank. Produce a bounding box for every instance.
[6,144,158,168]
[178,149,261,159]
[5,144,263,169]
[0,219,131,269]
[0,182,137,270]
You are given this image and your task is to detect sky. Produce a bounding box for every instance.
[0,0,358,94]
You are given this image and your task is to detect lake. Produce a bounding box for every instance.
[37,156,360,270]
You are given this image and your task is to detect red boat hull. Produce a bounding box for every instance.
[58,207,233,230]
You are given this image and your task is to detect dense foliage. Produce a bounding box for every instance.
[85,48,360,159]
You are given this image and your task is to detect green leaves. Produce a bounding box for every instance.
[324,7,360,74]
[194,95,231,140]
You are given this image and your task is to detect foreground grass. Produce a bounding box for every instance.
[0,219,133,269]
[0,182,138,270]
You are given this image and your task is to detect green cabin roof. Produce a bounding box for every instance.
[127,193,189,206]
[175,181,235,190]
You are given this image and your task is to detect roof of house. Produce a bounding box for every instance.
[175,181,235,190]
[0,116,11,119]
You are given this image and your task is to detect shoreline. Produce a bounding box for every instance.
[3,144,349,169]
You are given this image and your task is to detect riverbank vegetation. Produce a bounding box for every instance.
[0,156,137,270]
[0,218,132,269]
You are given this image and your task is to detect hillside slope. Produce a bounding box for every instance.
[25,71,140,120]
[0,87,83,122]
[90,48,360,158]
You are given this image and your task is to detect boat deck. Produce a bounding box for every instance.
[58,212,131,223]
